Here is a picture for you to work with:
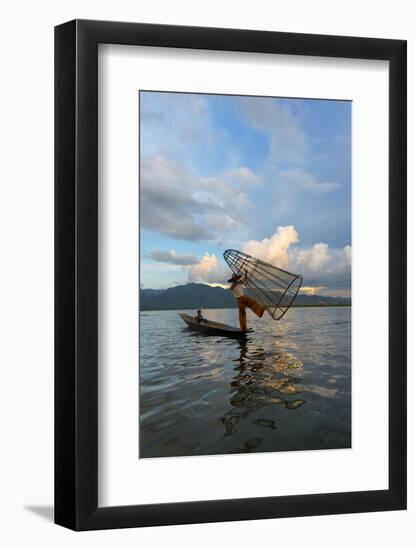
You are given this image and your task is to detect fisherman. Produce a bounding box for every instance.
[195,309,206,323]
[228,271,265,331]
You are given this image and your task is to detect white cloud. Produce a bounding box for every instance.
[187,253,228,284]
[141,155,258,243]
[145,249,229,285]
[140,156,214,241]
[243,225,299,269]
[239,97,307,163]
[149,229,351,291]
[296,242,331,271]
[141,93,211,157]
[224,166,262,188]
[149,249,199,266]
[294,242,351,280]
[294,241,351,289]
[279,168,341,194]
[141,92,243,170]
[242,226,351,290]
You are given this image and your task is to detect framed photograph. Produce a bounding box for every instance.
[55,20,406,530]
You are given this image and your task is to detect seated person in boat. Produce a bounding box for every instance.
[228,272,265,331]
[195,309,206,323]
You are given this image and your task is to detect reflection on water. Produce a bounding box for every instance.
[139,307,351,458]
[222,341,306,441]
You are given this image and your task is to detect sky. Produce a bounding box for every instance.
[139,91,351,297]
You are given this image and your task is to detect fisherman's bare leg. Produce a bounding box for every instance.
[238,303,247,331]
[239,295,265,318]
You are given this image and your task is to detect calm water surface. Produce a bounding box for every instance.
[139,307,351,458]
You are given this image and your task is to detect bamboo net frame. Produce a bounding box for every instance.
[223,249,303,321]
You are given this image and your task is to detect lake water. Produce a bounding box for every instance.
[139,307,351,458]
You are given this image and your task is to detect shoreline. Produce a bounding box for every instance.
[140,304,352,312]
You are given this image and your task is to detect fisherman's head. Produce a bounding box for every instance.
[227,273,241,284]
[197,309,202,314]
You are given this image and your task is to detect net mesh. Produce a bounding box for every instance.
[223,249,303,321]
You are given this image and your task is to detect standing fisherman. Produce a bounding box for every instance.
[228,271,265,331]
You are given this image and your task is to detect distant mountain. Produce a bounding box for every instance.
[140,288,164,298]
[140,283,350,311]
[291,293,350,306]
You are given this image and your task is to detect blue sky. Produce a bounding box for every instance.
[140,91,351,296]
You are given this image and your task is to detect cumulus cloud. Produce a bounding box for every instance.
[242,226,351,291]
[296,242,331,271]
[239,97,307,163]
[243,225,299,269]
[293,242,351,289]
[187,253,229,284]
[149,249,199,266]
[148,226,351,292]
[147,247,229,285]
[140,155,258,242]
[279,168,341,194]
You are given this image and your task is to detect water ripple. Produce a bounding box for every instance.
[139,307,351,457]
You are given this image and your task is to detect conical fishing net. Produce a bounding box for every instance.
[223,249,303,321]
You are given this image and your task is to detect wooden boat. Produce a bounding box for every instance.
[179,313,253,337]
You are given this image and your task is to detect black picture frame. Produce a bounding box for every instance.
[55,19,407,531]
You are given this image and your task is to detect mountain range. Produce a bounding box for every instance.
[140,283,351,311]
